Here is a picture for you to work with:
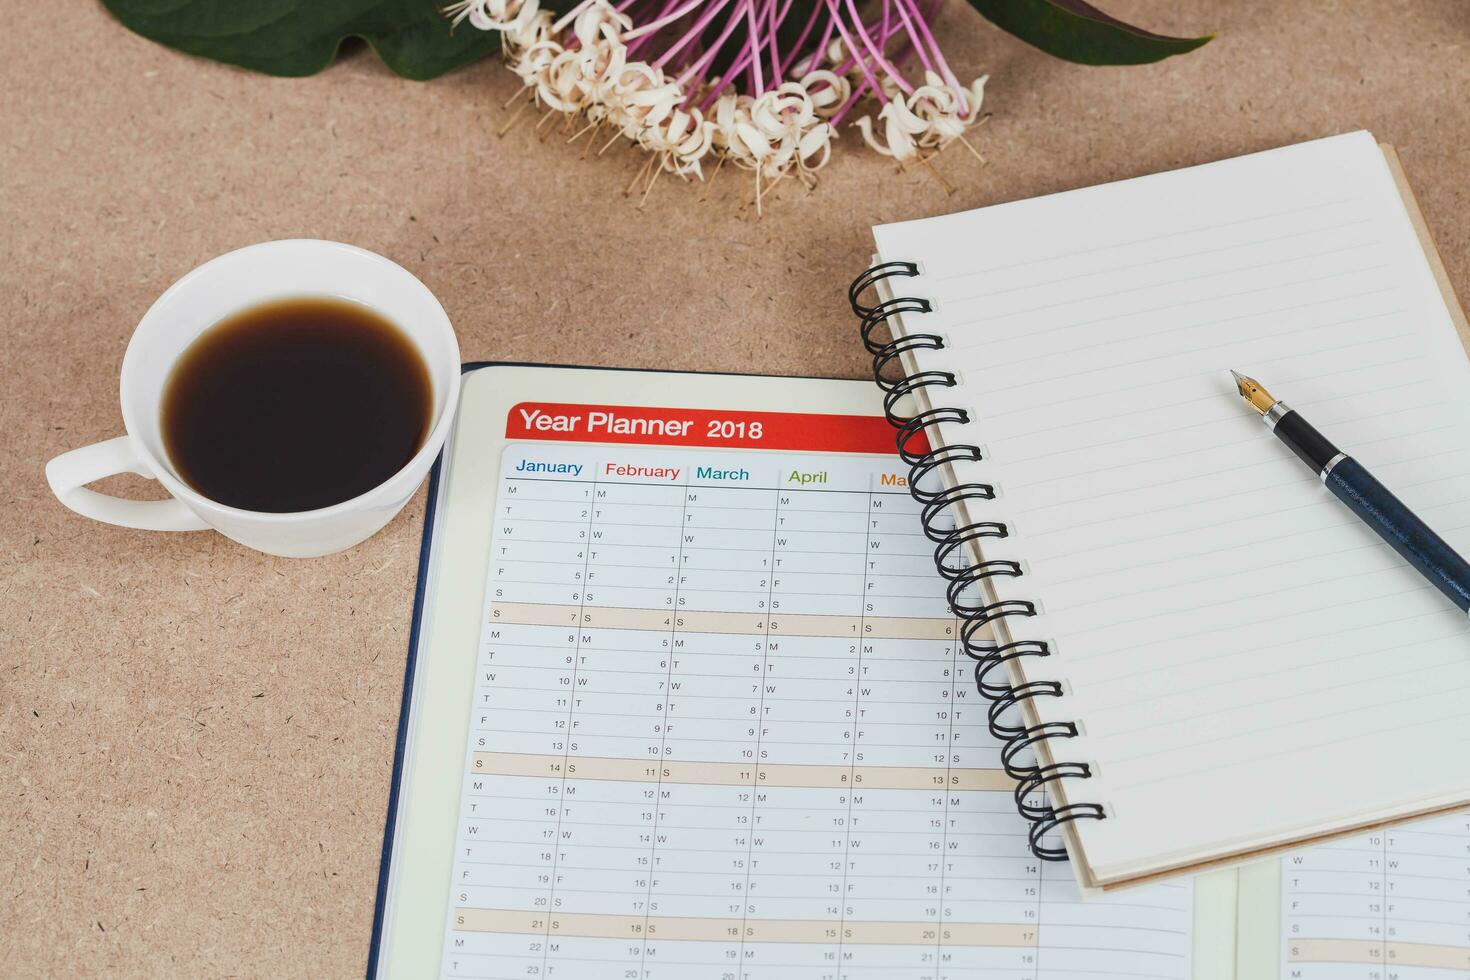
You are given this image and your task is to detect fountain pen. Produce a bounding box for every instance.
[1231,370,1470,616]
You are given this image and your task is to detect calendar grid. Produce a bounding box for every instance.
[539,469,599,975]
[637,478,692,977]
[835,479,875,970]
[738,490,784,967]
[1282,812,1470,978]
[442,444,1193,979]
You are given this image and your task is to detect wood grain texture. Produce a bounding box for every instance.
[2,1,1468,975]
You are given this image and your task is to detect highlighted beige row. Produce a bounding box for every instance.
[1289,939,1470,969]
[452,907,1036,946]
[473,752,1013,790]
[490,602,956,640]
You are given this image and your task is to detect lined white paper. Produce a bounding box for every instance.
[873,132,1470,884]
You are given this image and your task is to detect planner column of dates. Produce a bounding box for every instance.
[440,437,1192,980]
[1282,812,1470,978]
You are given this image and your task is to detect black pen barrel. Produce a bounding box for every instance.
[1269,405,1340,474]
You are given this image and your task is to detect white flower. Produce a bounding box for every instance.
[711,93,764,171]
[642,107,715,177]
[454,0,989,201]
[912,72,988,148]
[510,36,561,90]
[854,70,988,162]
[572,0,630,46]
[503,9,553,53]
[802,70,851,119]
[443,0,541,35]
[539,47,591,112]
[602,62,682,140]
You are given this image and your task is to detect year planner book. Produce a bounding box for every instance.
[366,364,1204,979]
[849,130,1470,894]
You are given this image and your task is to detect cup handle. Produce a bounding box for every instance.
[45,436,210,531]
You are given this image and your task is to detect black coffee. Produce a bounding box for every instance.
[162,297,432,513]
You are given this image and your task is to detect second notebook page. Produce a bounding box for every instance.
[873,131,1470,884]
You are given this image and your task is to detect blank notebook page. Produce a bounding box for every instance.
[873,131,1470,884]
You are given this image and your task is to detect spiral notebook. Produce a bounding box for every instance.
[367,365,1205,978]
[850,130,1470,893]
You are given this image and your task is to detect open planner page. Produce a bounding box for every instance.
[442,403,1192,978]
[872,131,1470,886]
[1281,811,1470,977]
[369,367,1197,979]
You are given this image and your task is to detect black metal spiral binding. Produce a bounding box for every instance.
[849,261,1106,862]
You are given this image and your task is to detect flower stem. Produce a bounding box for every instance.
[550,0,596,36]
[895,0,968,111]
[745,1,764,94]
[775,0,825,77]
[678,0,750,94]
[839,0,912,94]
[652,0,736,70]
[622,0,707,41]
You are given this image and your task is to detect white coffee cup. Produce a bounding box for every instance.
[44,240,461,558]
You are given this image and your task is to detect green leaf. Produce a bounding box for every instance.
[100,0,502,80]
[967,0,1213,66]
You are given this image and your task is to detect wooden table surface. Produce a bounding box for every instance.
[4,1,1467,975]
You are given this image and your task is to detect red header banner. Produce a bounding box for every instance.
[506,402,915,455]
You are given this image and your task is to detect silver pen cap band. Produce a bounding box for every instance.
[1320,452,1347,484]
[1265,400,1291,431]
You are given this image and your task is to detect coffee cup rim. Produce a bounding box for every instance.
[119,239,461,523]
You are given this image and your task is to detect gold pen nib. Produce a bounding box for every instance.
[1230,369,1276,416]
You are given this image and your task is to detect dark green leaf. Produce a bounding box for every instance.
[100,0,502,79]
[968,0,1212,66]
